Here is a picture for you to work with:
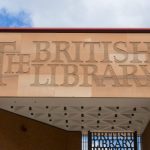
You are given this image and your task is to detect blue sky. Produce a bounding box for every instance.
[0,8,32,27]
[0,0,150,27]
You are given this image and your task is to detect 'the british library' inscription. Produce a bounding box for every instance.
[0,33,150,97]
[1,41,150,87]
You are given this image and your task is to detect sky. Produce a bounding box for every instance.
[0,0,149,27]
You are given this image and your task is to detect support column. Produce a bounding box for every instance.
[142,122,150,150]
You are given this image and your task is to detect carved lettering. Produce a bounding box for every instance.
[84,42,100,63]
[5,54,30,74]
[114,41,128,63]
[61,64,79,86]
[52,41,73,62]
[32,41,50,62]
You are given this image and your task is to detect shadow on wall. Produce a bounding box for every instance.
[0,108,81,150]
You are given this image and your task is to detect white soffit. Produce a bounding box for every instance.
[0,97,149,134]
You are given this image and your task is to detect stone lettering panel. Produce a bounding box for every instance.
[0,33,150,97]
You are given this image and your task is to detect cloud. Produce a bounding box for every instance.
[0,0,150,27]
[0,8,32,27]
